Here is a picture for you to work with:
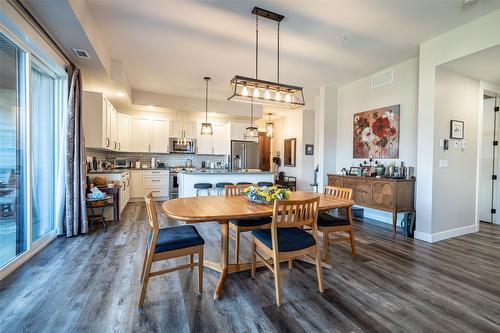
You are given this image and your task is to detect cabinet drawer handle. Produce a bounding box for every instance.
[118,142,121,150]
[106,138,110,147]
[152,190,160,193]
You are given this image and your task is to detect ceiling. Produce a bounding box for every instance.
[25,0,500,113]
[442,44,500,86]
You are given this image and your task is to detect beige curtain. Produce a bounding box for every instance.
[62,65,88,236]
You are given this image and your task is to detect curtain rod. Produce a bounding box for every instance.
[9,0,74,68]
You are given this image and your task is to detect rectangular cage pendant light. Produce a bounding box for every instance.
[228,76,305,108]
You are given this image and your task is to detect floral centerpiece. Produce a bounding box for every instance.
[242,185,291,205]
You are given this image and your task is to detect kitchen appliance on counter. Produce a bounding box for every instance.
[169,138,196,154]
[230,140,259,171]
[114,159,130,168]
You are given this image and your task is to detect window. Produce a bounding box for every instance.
[0,31,28,267]
[0,25,65,273]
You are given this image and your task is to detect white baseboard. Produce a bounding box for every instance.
[415,224,478,243]
[0,231,57,281]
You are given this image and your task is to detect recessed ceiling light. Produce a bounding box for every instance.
[341,36,348,43]
[116,92,125,97]
[148,105,155,110]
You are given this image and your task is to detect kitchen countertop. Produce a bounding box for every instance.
[179,170,276,175]
[87,168,169,174]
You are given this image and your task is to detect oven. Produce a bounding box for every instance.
[169,138,196,154]
[169,171,179,199]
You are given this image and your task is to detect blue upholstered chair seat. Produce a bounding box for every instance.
[194,183,212,189]
[251,227,316,252]
[216,182,233,188]
[151,225,205,253]
[317,212,350,227]
[257,182,274,187]
[230,216,272,227]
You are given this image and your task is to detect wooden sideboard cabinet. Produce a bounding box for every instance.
[327,174,415,234]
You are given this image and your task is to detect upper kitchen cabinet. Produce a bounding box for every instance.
[150,119,170,153]
[196,123,228,155]
[229,122,258,143]
[131,117,170,153]
[170,120,196,138]
[117,113,131,151]
[83,91,117,150]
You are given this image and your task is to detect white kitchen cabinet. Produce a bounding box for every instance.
[197,123,229,155]
[130,170,169,201]
[83,91,113,150]
[213,123,228,155]
[109,103,118,150]
[117,113,131,152]
[120,171,130,214]
[171,120,196,138]
[131,118,169,153]
[229,122,258,142]
[151,119,170,153]
[131,117,151,152]
[196,123,213,154]
[130,170,144,198]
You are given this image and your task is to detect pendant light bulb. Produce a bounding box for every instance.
[241,85,249,96]
[253,87,259,98]
[275,91,281,101]
[285,93,291,103]
[264,89,271,100]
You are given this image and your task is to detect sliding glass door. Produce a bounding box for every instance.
[0,32,27,267]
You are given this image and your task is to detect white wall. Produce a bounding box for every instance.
[432,68,480,235]
[269,109,316,191]
[337,58,419,170]
[334,58,419,223]
[416,8,500,242]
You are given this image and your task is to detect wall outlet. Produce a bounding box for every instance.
[439,159,448,168]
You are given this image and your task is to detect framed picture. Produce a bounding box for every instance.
[450,120,464,139]
[353,104,400,159]
[349,166,360,176]
[305,144,314,155]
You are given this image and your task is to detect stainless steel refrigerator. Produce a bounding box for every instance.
[230,140,259,171]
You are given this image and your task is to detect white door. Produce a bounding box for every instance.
[131,117,151,152]
[213,123,228,155]
[197,123,213,154]
[151,119,170,153]
[170,120,183,138]
[117,113,131,152]
[130,170,143,198]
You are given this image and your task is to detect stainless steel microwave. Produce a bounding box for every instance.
[114,159,130,168]
[169,138,196,154]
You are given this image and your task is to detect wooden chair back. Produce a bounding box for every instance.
[272,197,320,229]
[225,184,251,196]
[144,192,160,247]
[324,186,352,201]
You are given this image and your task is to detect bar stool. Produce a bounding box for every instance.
[257,182,274,187]
[194,183,212,196]
[237,182,252,185]
[216,182,233,195]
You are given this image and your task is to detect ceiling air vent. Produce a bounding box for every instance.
[371,69,393,88]
[72,48,90,59]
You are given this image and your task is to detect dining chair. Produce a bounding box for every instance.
[139,192,205,308]
[318,186,356,262]
[226,184,272,263]
[251,196,323,306]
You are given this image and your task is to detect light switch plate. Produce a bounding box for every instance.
[439,159,448,168]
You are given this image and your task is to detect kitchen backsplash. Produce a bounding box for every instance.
[86,148,228,169]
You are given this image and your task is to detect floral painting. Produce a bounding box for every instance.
[353,105,400,159]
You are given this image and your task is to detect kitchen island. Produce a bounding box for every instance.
[178,170,275,197]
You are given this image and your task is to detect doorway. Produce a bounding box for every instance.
[479,94,499,224]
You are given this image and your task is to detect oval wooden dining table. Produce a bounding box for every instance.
[161,191,353,300]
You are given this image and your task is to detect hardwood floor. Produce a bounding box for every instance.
[1,202,500,333]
